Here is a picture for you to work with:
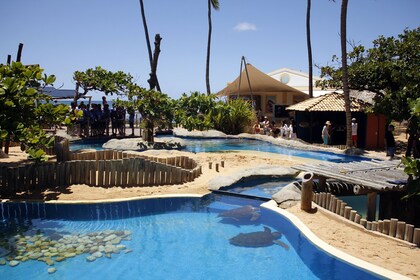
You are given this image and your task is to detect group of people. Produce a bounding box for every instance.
[253,116,297,139]
[322,118,359,147]
[70,97,137,137]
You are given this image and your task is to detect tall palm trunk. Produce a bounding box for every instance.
[206,0,213,95]
[206,0,219,95]
[306,0,313,99]
[340,0,352,147]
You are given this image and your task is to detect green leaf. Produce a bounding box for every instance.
[25,88,38,96]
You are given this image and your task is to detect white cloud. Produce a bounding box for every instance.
[233,22,257,32]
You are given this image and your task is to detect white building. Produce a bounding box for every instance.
[267,68,331,97]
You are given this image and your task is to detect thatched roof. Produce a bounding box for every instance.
[286,92,371,112]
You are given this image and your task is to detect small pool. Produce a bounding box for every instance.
[219,177,296,199]
[0,195,385,279]
[70,137,367,163]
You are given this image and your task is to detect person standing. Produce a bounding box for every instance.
[385,124,396,159]
[322,121,331,145]
[351,118,358,147]
[289,118,297,139]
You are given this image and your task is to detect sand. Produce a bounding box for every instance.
[1,146,419,279]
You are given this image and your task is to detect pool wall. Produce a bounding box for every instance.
[261,200,410,280]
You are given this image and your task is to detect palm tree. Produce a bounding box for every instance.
[306,0,313,98]
[340,0,352,147]
[206,0,220,95]
[139,0,161,91]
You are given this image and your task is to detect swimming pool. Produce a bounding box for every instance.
[70,137,366,163]
[0,195,386,279]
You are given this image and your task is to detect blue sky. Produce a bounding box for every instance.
[1,0,419,100]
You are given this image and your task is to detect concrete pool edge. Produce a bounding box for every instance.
[261,200,411,280]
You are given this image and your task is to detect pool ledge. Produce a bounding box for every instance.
[261,200,411,280]
[1,194,204,205]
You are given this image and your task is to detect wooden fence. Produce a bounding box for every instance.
[1,149,202,194]
[313,192,420,247]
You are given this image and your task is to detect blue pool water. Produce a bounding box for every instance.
[0,195,382,280]
[219,177,296,199]
[70,137,366,163]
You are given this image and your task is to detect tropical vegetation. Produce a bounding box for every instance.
[0,62,70,161]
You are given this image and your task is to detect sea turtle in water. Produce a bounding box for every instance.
[218,205,260,222]
[229,226,289,250]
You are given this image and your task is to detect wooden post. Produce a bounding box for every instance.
[354,213,361,224]
[396,221,406,240]
[300,172,314,212]
[383,219,391,235]
[215,163,219,172]
[389,218,398,237]
[404,224,414,243]
[209,162,212,169]
[335,200,342,215]
[349,210,357,222]
[371,221,378,231]
[16,43,24,62]
[366,221,372,230]
[360,218,367,228]
[339,202,347,217]
[320,193,326,208]
[366,191,377,221]
[413,228,420,246]
[377,220,384,233]
[344,206,352,219]
[221,160,224,167]
[326,193,331,210]
[317,176,327,192]
[331,197,337,213]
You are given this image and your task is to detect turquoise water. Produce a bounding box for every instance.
[219,177,295,199]
[0,195,382,280]
[70,137,367,163]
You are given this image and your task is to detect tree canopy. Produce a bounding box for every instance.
[317,27,420,121]
[0,62,70,161]
[73,66,134,98]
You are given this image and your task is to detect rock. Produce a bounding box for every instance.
[272,181,302,208]
[103,234,117,242]
[65,252,77,258]
[48,267,57,274]
[55,256,66,262]
[124,249,133,254]
[45,258,54,266]
[0,258,6,265]
[92,251,103,258]
[86,255,96,262]
[116,244,126,250]
[9,260,20,267]
[111,237,121,245]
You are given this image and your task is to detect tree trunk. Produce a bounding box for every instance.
[142,119,154,143]
[340,0,352,147]
[306,0,313,98]
[139,0,160,91]
[205,0,212,95]
[147,34,162,92]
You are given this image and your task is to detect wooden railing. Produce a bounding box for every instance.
[313,192,420,247]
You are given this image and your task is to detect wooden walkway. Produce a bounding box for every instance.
[292,160,407,192]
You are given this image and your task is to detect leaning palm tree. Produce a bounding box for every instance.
[206,0,220,95]
[340,0,352,147]
[306,0,313,98]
